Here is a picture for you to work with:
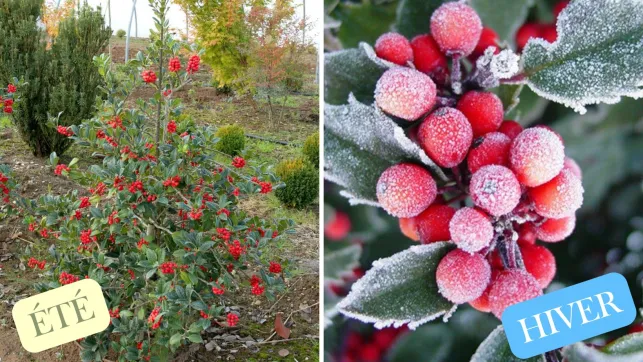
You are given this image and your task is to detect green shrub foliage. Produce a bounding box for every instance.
[275,158,318,209]
[302,131,319,168]
[215,125,245,156]
[0,0,110,156]
[116,29,126,38]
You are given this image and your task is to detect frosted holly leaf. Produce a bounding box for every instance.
[324,243,361,281]
[325,94,447,204]
[602,332,643,355]
[337,242,455,330]
[470,0,534,43]
[471,325,545,362]
[522,0,643,114]
[563,341,643,362]
[325,42,394,105]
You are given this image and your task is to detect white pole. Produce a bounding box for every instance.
[125,0,137,62]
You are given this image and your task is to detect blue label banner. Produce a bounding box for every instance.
[502,273,636,359]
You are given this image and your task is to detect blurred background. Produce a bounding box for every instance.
[323,0,643,361]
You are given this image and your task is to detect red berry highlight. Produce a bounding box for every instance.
[470,165,522,217]
[529,169,583,219]
[489,269,542,319]
[410,34,449,84]
[536,215,576,243]
[449,207,494,253]
[375,32,414,65]
[510,127,565,187]
[376,163,437,218]
[470,27,499,59]
[517,222,537,246]
[436,249,491,304]
[417,107,473,168]
[375,67,437,121]
[399,217,420,241]
[467,132,512,174]
[521,244,556,289]
[430,2,482,56]
[498,120,523,141]
[457,91,504,137]
[325,211,351,241]
[416,204,456,244]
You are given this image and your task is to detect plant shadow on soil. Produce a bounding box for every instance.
[0,40,320,362]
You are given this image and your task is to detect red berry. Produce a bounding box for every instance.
[470,27,499,59]
[430,2,482,56]
[469,269,500,313]
[521,244,556,289]
[536,215,576,243]
[374,32,413,65]
[510,127,565,187]
[629,322,643,334]
[529,169,583,219]
[457,91,504,138]
[376,163,437,218]
[325,211,351,241]
[517,222,537,246]
[373,328,399,349]
[563,157,582,179]
[410,34,449,84]
[436,249,491,304]
[399,217,419,241]
[470,165,522,217]
[498,120,523,141]
[375,67,437,121]
[467,132,512,174]
[449,207,494,253]
[489,269,542,319]
[541,25,558,43]
[553,0,570,19]
[417,107,473,168]
[141,70,157,83]
[516,23,542,51]
[359,343,382,362]
[415,204,456,244]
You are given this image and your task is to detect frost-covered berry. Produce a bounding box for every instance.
[375,67,437,121]
[489,269,542,319]
[521,244,556,289]
[517,222,537,246]
[436,249,491,304]
[325,211,351,241]
[410,34,449,84]
[469,269,499,313]
[470,27,499,59]
[470,165,521,217]
[430,2,482,56]
[376,163,437,218]
[457,91,504,137]
[417,107,473,168]
[416,204,456,244]
[375,32,414,65]
[510,127,565,187]
[516,22,542,51]
[467,132,512,174]
[449,207,494,253]
[529,169,583,219]
[541,25,557,43]
[498,120,523,141]
[399,217,420,241]
[536,215,576,243]
[563,157,582,179]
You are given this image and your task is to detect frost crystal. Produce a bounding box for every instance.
[522,0,643,114]
[491,49,520,79]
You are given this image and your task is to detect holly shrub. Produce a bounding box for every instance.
[302,131,319,168]
[275,158,318,209]
[214,124,246,156]
[13,1,294,361]
[324,0,643,361]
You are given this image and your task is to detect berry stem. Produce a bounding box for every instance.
[438,185,460,194]
[436,96,457,107]
[450,166,467,193]
[450,54,463,94]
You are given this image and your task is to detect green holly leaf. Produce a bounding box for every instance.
[324,243,361,281]
[470,0,534,43]
[337,242,455,329]
[471,325,544,362]
[388,324,454,362]
[334,1,398,49]
[563,337,643,362]
[394,0,443,39]
[602,332,643,355]
[169,333,182,347]
[522,0,643,114]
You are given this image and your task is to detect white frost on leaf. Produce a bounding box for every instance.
[325,244,362,281]
[471,325,546,362]
[491,49,520,79]
[563,342,643,362]
[337,243,454,330]
[522,0,643,114]
[339,190,382,207]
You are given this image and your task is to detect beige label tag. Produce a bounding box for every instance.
[12,278,110,353]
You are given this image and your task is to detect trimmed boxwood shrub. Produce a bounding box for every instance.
[215,125,245,156]
[302,131,319,168]
[275,158,318,209]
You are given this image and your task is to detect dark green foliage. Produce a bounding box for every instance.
[284,72,304,92]
[275,158,318,209]
[302,131,319,168]
[0,0,111,156]
[215,125,245,155]
[116,29,126,38]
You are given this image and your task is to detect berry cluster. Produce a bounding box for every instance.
[186,55,201,74]
[59,271,80,285]
[516,1,568,51]
[337,326,408,362]
[27,257,46,270]
[372,2,584,318]
[141,70,157,84]
[168,57,181,72]
[227,312,239,327]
